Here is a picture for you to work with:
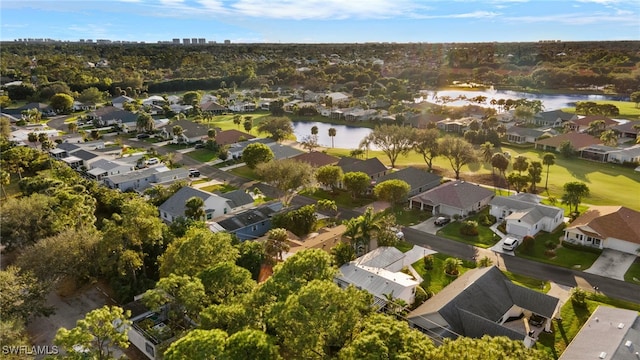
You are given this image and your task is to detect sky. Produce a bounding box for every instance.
[1,0,639,44]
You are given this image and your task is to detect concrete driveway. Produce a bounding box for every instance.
[584,249,636,281]
[410,216,440,234]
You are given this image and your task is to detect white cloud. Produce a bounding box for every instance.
[506,11,638,26]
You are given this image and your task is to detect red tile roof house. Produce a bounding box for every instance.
[534,132,602,152]
[563,206,640,255]
[564,115,618,133]
[215,129,255,146]
[409,180,494,218]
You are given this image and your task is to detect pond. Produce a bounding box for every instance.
[291,121,374,150]
[419,88,625,111]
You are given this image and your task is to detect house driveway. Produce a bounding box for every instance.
[584,249,636,281]
[410,216,439,234]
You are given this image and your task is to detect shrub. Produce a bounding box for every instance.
[571,287,587,308]
[423,255,434,271]
[460,220,479,236]
[561,241,604,255]
[411,286,431,310]
[544,249,556,258]
[477,256,493,267]
[544,240,557,250]
[521,235,535,253]
[497,222,507,234]
[453,214,461,221]
[444,257,462,276]
[479,214,497,226]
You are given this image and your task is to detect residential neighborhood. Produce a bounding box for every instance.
[1,34,640,360]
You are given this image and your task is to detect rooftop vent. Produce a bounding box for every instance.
[625,340,632,347]
[599,352,607,359]
[618,323,625,329]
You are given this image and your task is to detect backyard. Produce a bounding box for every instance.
[411,253,477,295]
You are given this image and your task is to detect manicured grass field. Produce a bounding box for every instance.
[515,225,601,270]
[503,270,550,293]
[229,165,259,181]
[384,206,433,227]
[562,100,640,120]
[327,144,640,211]
[200,183,238,193]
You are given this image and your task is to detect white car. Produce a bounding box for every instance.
[146,157,159,165]
[502,237,519,251]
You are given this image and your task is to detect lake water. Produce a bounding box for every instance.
[292,89,626,149]
[291,121,375,150]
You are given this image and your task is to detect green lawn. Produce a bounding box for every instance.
[395,240,415,253]
[326,145,640,211]
[515,225,601,270]
[412,253,477,295]
[562,100,640,120]
[384,206,433,227]
[200,183,238,193]
[187,149,219,163]
[624,259,640,284]
[229,165,260,181]
[536,294,640,359]
[302,188,374,209]
[436,210,500,249]
[503,270,550,293]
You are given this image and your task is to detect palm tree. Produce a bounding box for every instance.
[136,112,154,133]
[542,152,555,190]
[233,114,242,129]
[357,207,391,252]
[243,116,253,134]
[172,125,184,142]
[265,228,290,264]
[184,196,205,221]
[444,257,462,276]
[586,120,606,136]
[480,142,494,168]
[311,125,319,137]
[328,127,337,148]
[359,134,372,159]
[68,122,78,134]
[0,169,9,199]
[600,129,618,147]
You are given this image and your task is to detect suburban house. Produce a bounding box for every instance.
[407,266,559,347]
[142,95,166,107]
[337,157,389,187]
[613,121,639,141]
[344,108,378,122]
[215,129,256,146]
[158,187,254,223]
[124,299,180,360]
[160,120,210,144]
[104,166,189,192]
[409,180,494,217]
[374,167,442,197]
[335,246,428,310]
[607,144,640,165]
[3,102,56,117]
[534,132,602,152]
[290,151,340,168]
[85,158,135,182]
[326,92,351,105]
[506,127,553,144]
[111,95,135,109]
[564,115,618,133]
[283,224,347,256]
[559,306,640,360]
[533,110,578,127]
[227,138,275,159]
[437,117,474,134]
[269,143,304,160]
[209,202,284,241]
[406,113,447,129]
[200,101,228,115]
[563,206,640,254]
[88,106,138,127]
[72,101,96,112]
[228,101,256,112]
[489,194,564,237]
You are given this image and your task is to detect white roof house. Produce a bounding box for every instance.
[489,194,564,237]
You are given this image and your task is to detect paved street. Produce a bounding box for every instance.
[402,227,640,304]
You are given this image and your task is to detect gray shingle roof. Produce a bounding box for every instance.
[408,266,559,339]
[337,157,388,176]
[268,144,304,160]
[158,187,213,218]
[376,167,441,192]
[216,206,276,231]
[219,189,254,208]
[410,180,494,210]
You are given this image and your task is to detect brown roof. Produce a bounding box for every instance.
[287,225,347,254]
[569,115,617,128]
[291,151,340,168]
[215,129,255,145]
[566,206,640,244]
[410,180,494,210]
[535,132,602,150]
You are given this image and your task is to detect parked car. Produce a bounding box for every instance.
[136,133,150,139]
[434,216,451,226]
[146,157,159,165]
[188,169,200,177]
[194,143,205,149]
[502,237,519,251]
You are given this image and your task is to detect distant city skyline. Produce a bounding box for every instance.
[2,0,638,44]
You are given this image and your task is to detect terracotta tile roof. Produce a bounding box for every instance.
[535,132,602,150]
[215,129,255,145]
[566,206,640,244]
[569,115,617,128]
[291,151,340,168]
